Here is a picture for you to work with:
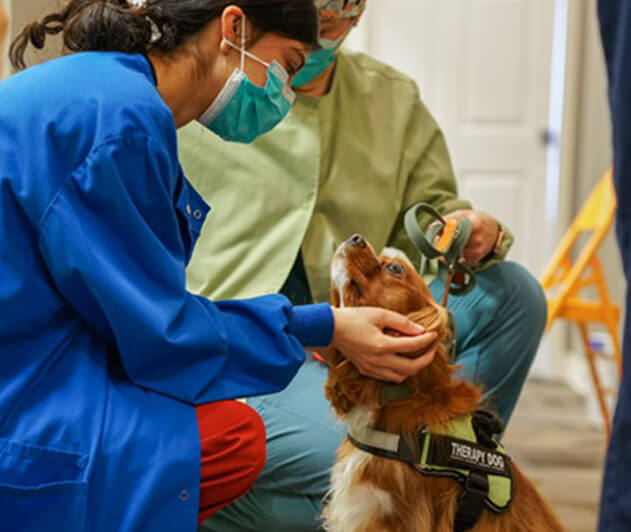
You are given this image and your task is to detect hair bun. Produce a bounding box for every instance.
[27,22,47,49]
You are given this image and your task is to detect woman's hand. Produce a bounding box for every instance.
[443,209,500,265]
[325,307,439,383]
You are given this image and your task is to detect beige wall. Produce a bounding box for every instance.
[1,0,9,78]
[6,0,64,73]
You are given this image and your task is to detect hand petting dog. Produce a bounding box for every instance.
[325,307,438,383]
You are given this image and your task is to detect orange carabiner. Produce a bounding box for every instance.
[435,219,459,252]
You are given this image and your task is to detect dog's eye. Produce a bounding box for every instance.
[386,263,405,277]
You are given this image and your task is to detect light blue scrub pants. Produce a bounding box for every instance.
[199,262,547,532]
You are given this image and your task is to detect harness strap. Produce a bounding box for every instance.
[379,380,416,403]
[454,472,490,532]
[347,426,418,465]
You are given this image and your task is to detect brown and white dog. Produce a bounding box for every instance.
[322,234,565,532]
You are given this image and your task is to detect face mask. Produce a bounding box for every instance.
[198,17,296,143]
[292,26,352,87]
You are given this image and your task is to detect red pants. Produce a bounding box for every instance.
[196,400,266,524]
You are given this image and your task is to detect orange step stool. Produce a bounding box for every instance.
[540,167,622,439]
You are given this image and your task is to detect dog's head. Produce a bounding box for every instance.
[331,234,441,317]
[326,234,472,419]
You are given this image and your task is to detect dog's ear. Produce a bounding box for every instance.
[406,306,446,332]
[399,306,448,359]
[325,378,355,415]
[325,355,383,414]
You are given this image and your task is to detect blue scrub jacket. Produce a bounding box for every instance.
[0,52,333,532]
[599,1,631,530]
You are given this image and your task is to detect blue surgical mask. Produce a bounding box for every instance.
[292,28,352,87]
[198,17,296,143]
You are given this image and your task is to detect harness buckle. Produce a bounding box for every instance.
[465,471,489,494]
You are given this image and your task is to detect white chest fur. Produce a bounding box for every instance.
[323,407,394,532]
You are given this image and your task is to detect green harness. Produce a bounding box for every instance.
[348,410,513,532]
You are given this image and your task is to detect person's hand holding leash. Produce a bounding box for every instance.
[443,209,501,265]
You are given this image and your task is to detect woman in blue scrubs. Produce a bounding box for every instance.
[0,1,439,530]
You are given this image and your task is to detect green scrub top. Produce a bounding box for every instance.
[179,50,513,303]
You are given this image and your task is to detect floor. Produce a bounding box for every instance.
[503,379,607,532]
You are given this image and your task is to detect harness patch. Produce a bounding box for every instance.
[427,435,510,477]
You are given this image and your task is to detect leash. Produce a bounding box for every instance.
[404,203,476,306]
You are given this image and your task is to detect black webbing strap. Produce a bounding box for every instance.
[454,472,490,532]
[379,380,415,403]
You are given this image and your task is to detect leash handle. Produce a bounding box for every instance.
[404,203,449,266]
[404,203,476,298]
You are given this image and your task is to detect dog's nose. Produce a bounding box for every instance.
[350,234,367,248]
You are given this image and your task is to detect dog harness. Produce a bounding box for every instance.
[347,410,514,532]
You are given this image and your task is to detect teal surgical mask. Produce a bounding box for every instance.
[292,27,353,87]
[198,17,296,143]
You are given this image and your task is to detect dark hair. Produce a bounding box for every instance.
[9,0,319,70]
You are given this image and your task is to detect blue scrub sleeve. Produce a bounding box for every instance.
[38,135,334,403]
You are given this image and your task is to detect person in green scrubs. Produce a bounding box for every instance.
[179,1,547,530]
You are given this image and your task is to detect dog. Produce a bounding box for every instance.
[322,234,565,532]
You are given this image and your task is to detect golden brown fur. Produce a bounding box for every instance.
[322,237,565,532]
